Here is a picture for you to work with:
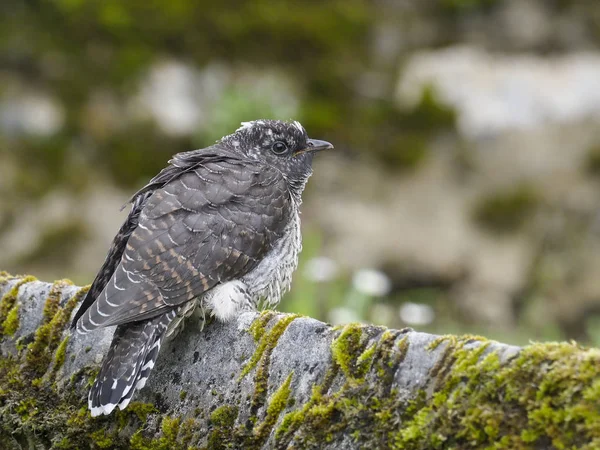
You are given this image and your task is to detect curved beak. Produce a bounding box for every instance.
[295,139,334,156]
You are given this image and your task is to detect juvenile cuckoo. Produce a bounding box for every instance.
[71,119,332,416]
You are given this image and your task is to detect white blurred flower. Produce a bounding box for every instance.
[303,256,338,283]
[328,307,361,325]
[399,302,435,326]
[352,269,391,297]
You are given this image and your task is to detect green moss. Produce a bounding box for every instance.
[248,310,278,342]
[0,275,37,336]
[178,418,198,448]
[207,405,239,449]
[0,271,12,283]
[91,429,114,448]
[240,315,299,445]
[397,335,409,354]
[53,336,70,373]
[1,274,599,448]
[15,398,38,421]
[179,390,187,401]
[274,329,600,449]
[126,402,157,424]
[240,314,299,380]
[2,303,20,336]
[330,323,371,383]
[130,416,199,450]
[0,276,184,449]
[391,338,600,449]
[373,331,409,388]
[276,383,327,441]
[265,373,293,422]
[252,372,294,445]
[274,328,411,448]
[162,417,182,442]
[358,343,376,365]
[54,436,73,449]
[473,185,541,234]
[25,281,87,377]
[210,405,239,427]
[427,335,452,352]
[427,333,486,352]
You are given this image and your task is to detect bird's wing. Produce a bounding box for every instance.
[76,159,290,332]
[70,192,152,328]
[71,145,243,329]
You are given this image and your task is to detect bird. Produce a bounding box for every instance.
[70,119,333,417]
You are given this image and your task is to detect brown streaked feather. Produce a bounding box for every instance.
[76,158,290,333]
[74,145,243,330]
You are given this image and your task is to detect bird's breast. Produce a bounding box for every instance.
[242,210,302,309]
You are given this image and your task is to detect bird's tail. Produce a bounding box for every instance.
[88,308,178,417]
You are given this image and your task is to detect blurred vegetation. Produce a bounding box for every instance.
[15,220,89,267]
[584,144,600,177]
[3,0,600,348]
[0,0,463,289]
[1,0,358,187]
[279,230,595,347]
[440,0,499,12]
[363,86,457,170]
[0,0,465,195]
[472,185,541,234]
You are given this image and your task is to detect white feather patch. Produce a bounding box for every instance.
[141,359,155,371]
[205,280,246,322]
[118,397,132,411]
[293,120,305,133]
[136,377,148,390]
[90,402,117,417]
[120,380,135,399]
[236,121,254,132]
[235,119,269,132]
[95,302,110,317]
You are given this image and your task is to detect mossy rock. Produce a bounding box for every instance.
[2,275,600,449]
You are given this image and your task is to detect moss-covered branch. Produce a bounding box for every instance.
[0,273,599,449]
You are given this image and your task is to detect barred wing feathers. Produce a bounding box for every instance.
[76,158,290,333]
[70,192,152,328]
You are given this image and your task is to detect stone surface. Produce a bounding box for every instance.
[1,274,599,449]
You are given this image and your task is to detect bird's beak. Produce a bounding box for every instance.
[295,139,334,156]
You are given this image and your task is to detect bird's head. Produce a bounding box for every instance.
[221,119,333,189]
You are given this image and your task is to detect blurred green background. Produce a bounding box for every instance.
[2,0,600,346]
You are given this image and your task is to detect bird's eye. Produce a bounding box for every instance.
[271,141,288,155]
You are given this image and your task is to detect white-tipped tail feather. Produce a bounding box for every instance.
[88,309,176,416]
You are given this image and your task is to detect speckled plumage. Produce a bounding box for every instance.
[71,119,332,416]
